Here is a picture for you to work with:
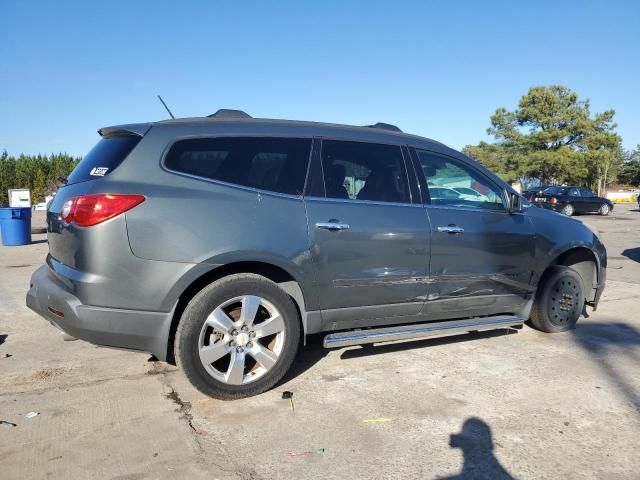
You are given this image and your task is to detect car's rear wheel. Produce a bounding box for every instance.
[175,274,300,399]
[561,204,574,216]
[530,266,585,333]
[599,203,610,216]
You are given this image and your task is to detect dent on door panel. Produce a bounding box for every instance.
[424,208,536,316]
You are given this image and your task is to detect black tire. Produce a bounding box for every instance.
[530,266,585,333]
[598,203,610,216]
[561,204,574,216]
[175,273,300,400]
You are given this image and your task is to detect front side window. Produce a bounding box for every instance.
[568,188,580,196]
[415,150,505,210]
[164,137,312,195]
[321,140,410,204]
[580,188,594,197]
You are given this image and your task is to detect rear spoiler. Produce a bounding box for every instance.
[98,123,152,138]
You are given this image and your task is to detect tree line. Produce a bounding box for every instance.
[0,151,79,206]
[463,85,640,195]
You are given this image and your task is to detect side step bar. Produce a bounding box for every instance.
[323,315,524,349]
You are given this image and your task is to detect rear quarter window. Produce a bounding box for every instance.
[67,136,141,184]
[163,137,312,196]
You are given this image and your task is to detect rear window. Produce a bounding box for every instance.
[67,135,141,184]
[164,137,312,196]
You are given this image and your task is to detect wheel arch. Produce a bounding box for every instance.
[545,246,600,303]
[165,261,312,364]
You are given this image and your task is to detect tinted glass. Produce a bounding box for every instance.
[416,150,504,210]
[67,135,141,185]
[580,188,594,197]
[543,186,569,195]
[165,137,312,195]
[321,140,409,204]
[568,188,580,196]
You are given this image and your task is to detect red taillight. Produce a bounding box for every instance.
[549,197,558,205]
[61,194,145,227]
[47,306,65,318]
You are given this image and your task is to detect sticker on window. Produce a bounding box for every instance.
[90,167,109,176]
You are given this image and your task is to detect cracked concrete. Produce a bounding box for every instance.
[1,204,639,479]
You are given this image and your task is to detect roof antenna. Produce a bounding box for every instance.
[157,95,175,119]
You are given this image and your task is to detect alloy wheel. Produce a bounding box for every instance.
[198,295,286,385]
[562,204,573,216]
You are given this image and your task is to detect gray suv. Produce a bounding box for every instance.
[27,110,607,399]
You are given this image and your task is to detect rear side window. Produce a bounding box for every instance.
[67,135,141,184]
[320,140,410,204]
[164,137,312,196]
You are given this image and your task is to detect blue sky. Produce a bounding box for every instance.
[1,0,638,157]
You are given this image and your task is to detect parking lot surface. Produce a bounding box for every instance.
[1,205,639,479]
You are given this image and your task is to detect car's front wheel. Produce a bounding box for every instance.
[561,204,574,216]
[175,274,300,399]
[599,203,610,216]
[530,266,585,333]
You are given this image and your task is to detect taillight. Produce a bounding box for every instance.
[61,194,145,227]
[549,197,558,205]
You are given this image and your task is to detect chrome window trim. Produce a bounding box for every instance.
[425,203,511,215]
[303,195,422,208]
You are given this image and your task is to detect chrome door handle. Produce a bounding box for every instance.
[316,222,350,231]
[437,225,464,234]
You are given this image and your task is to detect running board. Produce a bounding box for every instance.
[322,315,524,349]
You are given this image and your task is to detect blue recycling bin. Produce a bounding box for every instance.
[0,207,32,246]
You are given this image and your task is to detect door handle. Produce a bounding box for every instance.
[316,222,350,231]
[437,225,464,234]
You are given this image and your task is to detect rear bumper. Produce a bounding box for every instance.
[538,203,564,212]
[26,265,173,360]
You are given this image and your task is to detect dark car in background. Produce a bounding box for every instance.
[26,110,607,399]
[522,185,553,202]
[532,186,613,216]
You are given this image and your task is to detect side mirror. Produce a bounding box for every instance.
[508,192,525,213]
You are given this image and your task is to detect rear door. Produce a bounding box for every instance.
[566,187,584,212]
[411,148,536,320]
[304,139,430,331]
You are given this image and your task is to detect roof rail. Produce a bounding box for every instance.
[365,122,402,133]
[207,109,252,119]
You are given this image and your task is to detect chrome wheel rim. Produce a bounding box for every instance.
[601,204,609,215]
[198,295,285,385]
[563,204,573,216]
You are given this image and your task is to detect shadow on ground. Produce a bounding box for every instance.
[276,334,330,386]
[439,417,514,479]
[278,328,519,384]
[339,328,519,360]
[0,334,6,346]
[622,247,640,263]
[572,322,640,412]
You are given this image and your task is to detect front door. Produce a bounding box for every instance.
[411,148,536,320]
[305,139,430,330]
